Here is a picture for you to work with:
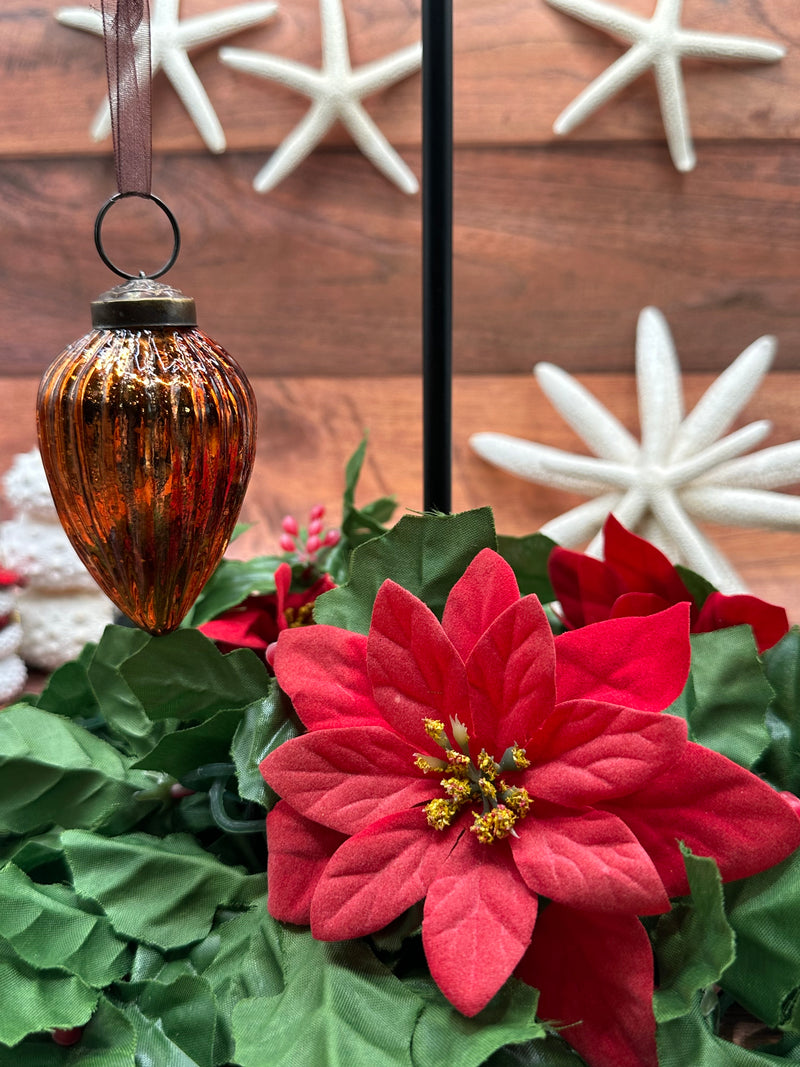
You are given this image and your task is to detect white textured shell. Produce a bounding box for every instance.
[16,589,115,673]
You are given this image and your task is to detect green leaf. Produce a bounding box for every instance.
[34,644,99,721]
[2,829,68,882]
[232,933,422,1067]
[758,628,800,793]
[674,565,717,610]
[406,974,545,1067]
[62,829,259,950]
[120,630,270,721]
[0,864,130,988]
[723,847,800,1029]
[657,995,792,1066]
[482,1032,588,1065]
[133,707,246,777]
[496,532,557,602]
[185,557,281,628]
[315,509,497,634]
[652,846,735,1024]
[230,688,301,808]
[112,975,220,1067]
[0,937,98,1046]
[667,629,773,769]
[0,996,136,1067]
[86,625,166,757]
[0,706,153,835]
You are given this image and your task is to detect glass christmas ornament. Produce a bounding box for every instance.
[36,277,257,635]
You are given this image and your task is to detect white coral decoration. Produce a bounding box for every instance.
[471,307,800,594]
[0,449,115,672]
[0,577,26,704]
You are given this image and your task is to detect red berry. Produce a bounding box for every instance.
[52,1028,83,1047]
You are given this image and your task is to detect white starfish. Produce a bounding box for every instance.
[219,0,421,193]
[546,0,785,171]
[471,307,800,593]
[56,0,278,154]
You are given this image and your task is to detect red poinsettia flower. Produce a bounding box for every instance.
[261,548,800,1067]
[199,562,334,663]
[548,514,788,653]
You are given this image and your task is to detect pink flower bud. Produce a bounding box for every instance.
[306,534,321,554]
[308,518,324,536]
[169,783,195,799]
[281,515,299,536]
[324,529,341,547]
[52,1028,83,1047]
[309,504,325,521]
[279,533,296,553]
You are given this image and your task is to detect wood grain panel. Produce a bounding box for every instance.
[1,0,796,156]
[3,374,799,620]
[2,142,798,378]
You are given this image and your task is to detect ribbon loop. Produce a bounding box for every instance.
[101,0,152,195]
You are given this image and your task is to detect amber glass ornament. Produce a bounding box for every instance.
[37,278,257,635]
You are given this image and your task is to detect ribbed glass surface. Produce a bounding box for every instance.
[37,326,257,635]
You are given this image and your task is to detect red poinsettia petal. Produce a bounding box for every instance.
[367,580,471,752]
[200,604,274,652]
[423,831,539,1017]
[609,591,674,619]
[441,548,521,661]
[273,625,382,730]
[516,904,658,1067]
[526,698,688,805]
[554,604,691,712]
[510,804,669,914]
[310,807,461,939]
[603,514,691,607]
[466,595,556,752]
[548,547,625,628]
[260,725,431,835]
[602,742,800,896]
[694,591,789,653]
[273,561,292,628]
[265,801,346,924]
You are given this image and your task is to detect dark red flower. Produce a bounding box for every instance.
[548,515,788,652]
[260,549,800,1067]
[200,562,334,662]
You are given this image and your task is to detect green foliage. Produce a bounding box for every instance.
[230,686,301,809]
[496,532,557,602]
[666,628,773,769]
[184,556,281,628]
[315,508,498,633]
[757,628,800,794]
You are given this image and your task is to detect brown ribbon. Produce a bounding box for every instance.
[101,0,152,195]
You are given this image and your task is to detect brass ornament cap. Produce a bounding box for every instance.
[36,280,257,635]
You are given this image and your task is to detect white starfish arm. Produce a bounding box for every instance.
[219,47,325,97]
[553,42,653,135]
[636,307,684,463]
[349,42,422,98]
[470,434,622,494]
[670,334,775,462]
[56,8,104,34]
[319,0,352,79]
[585,488,648,555]
[667,421,772,486]
[252,100,336,192]
[161,50,226,152]
[696,441,800,490]
[534,363,640,463]
[177,3,278,50]
[680,486,800,530]
[544,0,647,42]
[339,100,419,193]
[678,31,785,63]
[651,489,746,592]
[90,99,113,143]
[539,492,624,547]
[653,54,695,172]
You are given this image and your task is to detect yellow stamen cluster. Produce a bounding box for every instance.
[442,777,472,803]
[446,749,470,771]
[470,805,518,844]
[284,603,315,628]
[477,749,500,777]
[424,797,461,830]
[504,786,532,818]
[415,754,447,774]
[511,745,531,770]
[424,718,448,746]
[478,777,497,800]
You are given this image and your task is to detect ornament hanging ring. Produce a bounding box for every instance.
[94,192,181,280]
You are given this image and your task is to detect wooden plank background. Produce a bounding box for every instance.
[0,0,798,377]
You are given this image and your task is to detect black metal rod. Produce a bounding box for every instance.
[422,0,453,515]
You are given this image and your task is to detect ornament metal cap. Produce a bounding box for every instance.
[91,277,197,329]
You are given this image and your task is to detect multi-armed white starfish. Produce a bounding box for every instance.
[471,307,800,593]
[219,0,421,192]
[56,0,278,153]
[546,0,785,171]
